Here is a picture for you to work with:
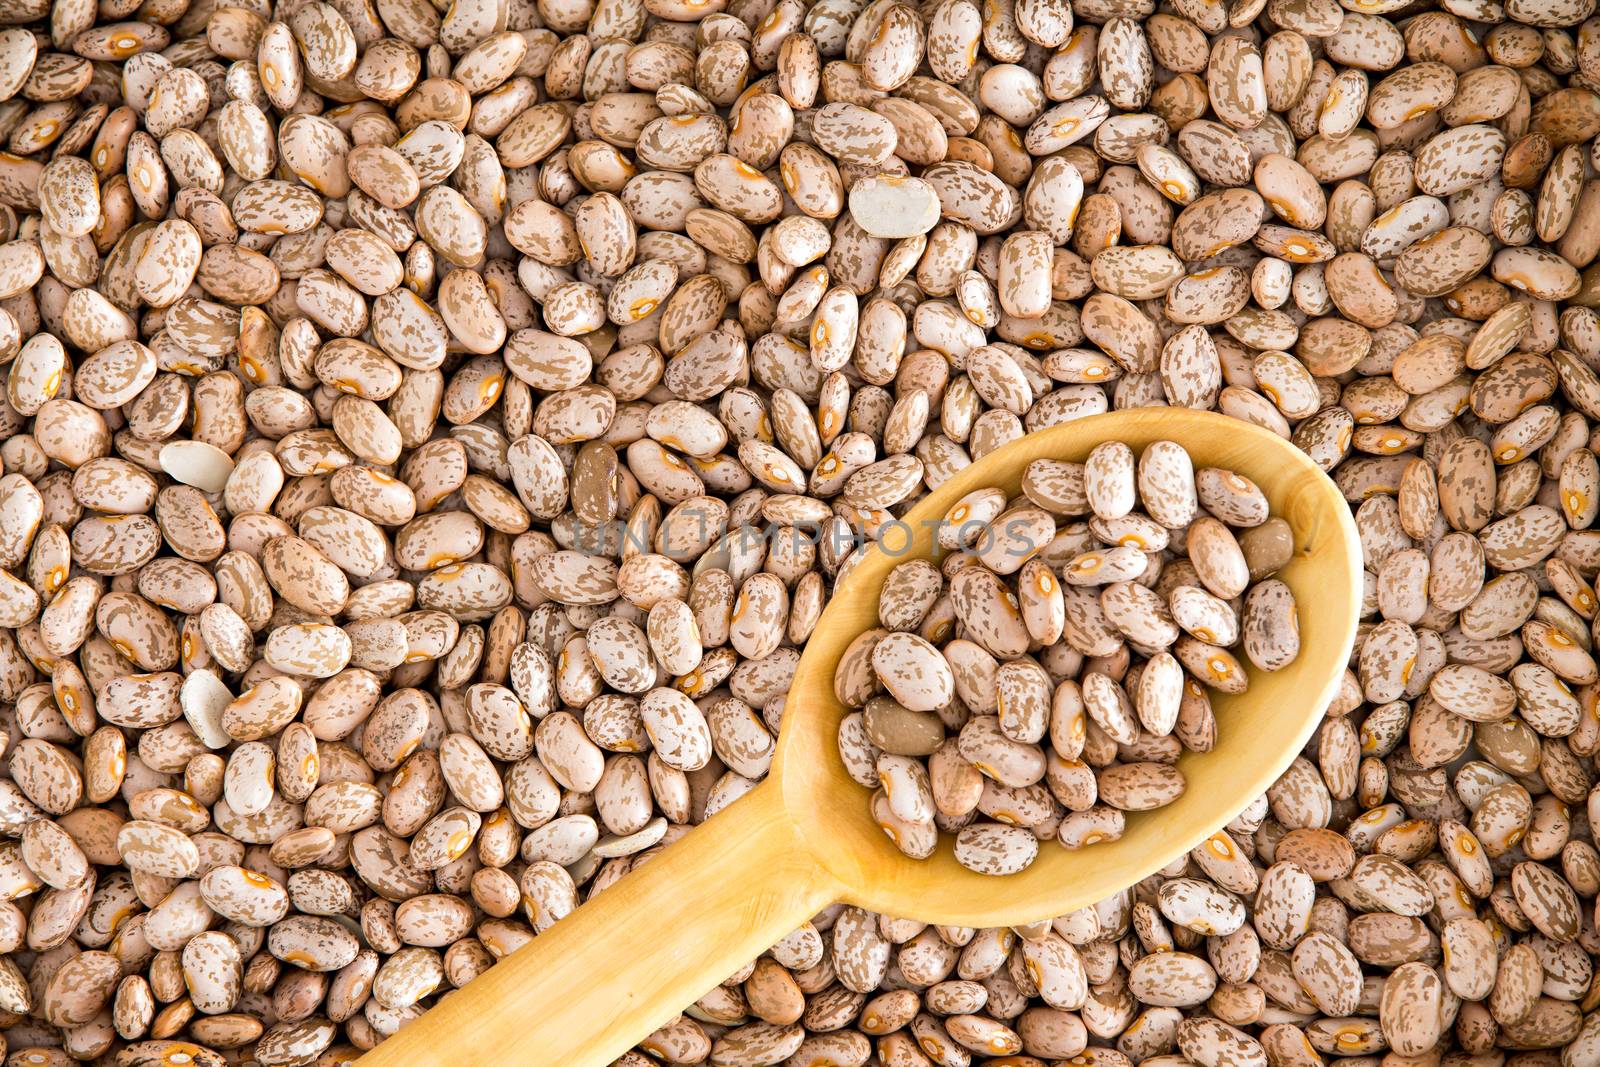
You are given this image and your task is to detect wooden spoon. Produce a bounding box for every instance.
[360,409,1362,1067]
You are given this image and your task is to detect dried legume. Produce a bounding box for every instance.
[0,0,1596,1061]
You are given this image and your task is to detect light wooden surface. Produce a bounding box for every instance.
[358,409,1363,1067]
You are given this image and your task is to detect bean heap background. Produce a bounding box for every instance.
[1,0,1600,1062]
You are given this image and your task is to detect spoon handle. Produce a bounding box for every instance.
[358,779,840,1067]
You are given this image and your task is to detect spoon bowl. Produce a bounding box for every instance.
[361,409,1362,1067]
